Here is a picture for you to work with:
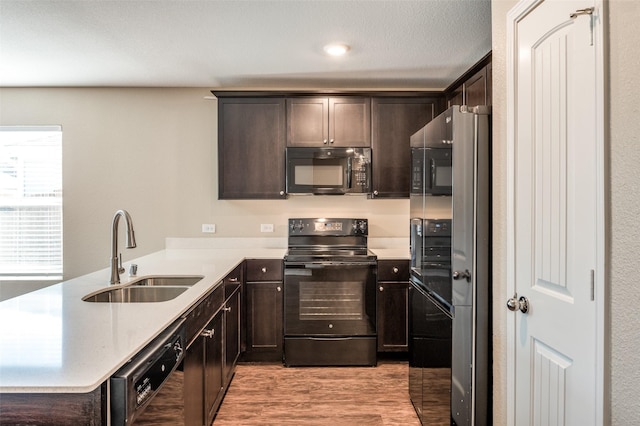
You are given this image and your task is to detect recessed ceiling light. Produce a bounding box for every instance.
[323,43,350,56]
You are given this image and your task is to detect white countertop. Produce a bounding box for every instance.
[0,247,285,394]
[0,238,408,394]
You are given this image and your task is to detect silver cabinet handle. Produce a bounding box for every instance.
[276,286,282,292]
[379,286,384,292]
[329,139,334,144]
[279,190,285,196]
[201,329,215,338]
[228,277,239,282]
[323,139,328,144]
[392,267,399,274]
[261,267,268,273]
[224,306,232,312]
[373,190,379,196]
[506,293,529,314]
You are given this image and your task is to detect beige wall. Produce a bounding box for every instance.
[0,87,407,296]
[608,0,640,423]
[492,0,640,423]
[490,1,516,424]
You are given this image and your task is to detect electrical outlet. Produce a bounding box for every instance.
[260,223,274,233]
[202,224,216,233]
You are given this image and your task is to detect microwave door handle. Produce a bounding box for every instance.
[346,157,353,189]
[430,158,436,188]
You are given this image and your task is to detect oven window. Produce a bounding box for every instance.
[299,281,364,321]
[294,164,344,186]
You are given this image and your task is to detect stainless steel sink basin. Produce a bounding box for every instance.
[83,286,189,303]
[83,275,203,303]
[128,275,204,287]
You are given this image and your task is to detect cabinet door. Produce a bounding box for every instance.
[328,97,371,147]
[287,97,370,147]
[203,311,223,426]
[447,87,464,108]
[184,337,204,426]
[377,282,410,352]
[245,281,283,361]
[223,290,241,384]
[287,97,328,146]
[371,98,438,198]
[465,66,489,108]
[218,98,286,199]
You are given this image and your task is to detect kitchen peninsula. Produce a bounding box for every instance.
[0,238,408,424]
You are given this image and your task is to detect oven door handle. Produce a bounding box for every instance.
[285,261,376,268]
[306,337,360,341]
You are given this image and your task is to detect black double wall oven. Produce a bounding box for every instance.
[283,218,377,367]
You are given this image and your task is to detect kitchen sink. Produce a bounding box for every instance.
[128,275,204,287]
[82,275,204,303]
[83,286,190,303]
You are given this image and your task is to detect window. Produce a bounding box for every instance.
[0,126,62,280]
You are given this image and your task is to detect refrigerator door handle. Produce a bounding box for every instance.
[452,269,471,282]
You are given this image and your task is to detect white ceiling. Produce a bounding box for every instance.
[0,0,492,90]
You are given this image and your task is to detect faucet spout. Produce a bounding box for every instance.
[110,209,137,284]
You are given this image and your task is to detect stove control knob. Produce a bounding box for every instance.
[353,220,367,234]
[290,221,304,232]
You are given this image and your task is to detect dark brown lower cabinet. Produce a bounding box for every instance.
[244,281,283,362]
[184,307,224,426]
[223,288,241,383]
[0,385,106,425]
[203,310,224,426]
[377,282,410,352]
[377,260,410,352]
[243,259,284,362]
[183,284,241,426]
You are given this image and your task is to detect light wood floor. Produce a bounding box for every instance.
[213,360,421,425]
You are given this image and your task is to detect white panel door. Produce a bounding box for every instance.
[507,0,605,425]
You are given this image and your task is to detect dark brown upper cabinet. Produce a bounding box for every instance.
[217,97,287,199]
[287,97,371,147]
[446,52,492,108]
[370,96,443,198]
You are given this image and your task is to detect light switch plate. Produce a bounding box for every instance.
[260,223,274,233]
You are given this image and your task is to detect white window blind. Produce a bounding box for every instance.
[0,126,62,280]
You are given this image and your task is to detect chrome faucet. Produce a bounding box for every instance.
[110,209,137,284]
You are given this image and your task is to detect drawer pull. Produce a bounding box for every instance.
[277,286,282,292]
[201,329,215,338]
[379,286,384,292]
[392,267,399,274]
[228,277,239,282]
[261,267,268,273]
[224,306,232,312]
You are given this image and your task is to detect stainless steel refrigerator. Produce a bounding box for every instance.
[409,105,491,425]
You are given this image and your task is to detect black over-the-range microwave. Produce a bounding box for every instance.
[286,147,372,195]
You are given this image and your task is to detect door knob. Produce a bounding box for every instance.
[506,293,529,314]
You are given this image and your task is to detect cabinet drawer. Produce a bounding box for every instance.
[184,285,223,346]
[224,263,243,299]
[377,260,410,281]
[246,259,283,281]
